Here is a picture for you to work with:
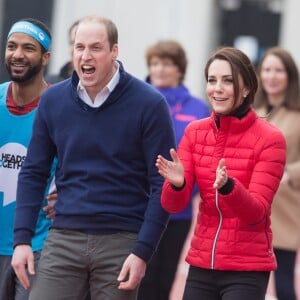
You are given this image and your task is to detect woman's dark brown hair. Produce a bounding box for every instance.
[204,47,258,110]
[255,46,300,110]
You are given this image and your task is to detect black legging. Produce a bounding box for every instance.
[274,248,297,300]
[138,219,191,300]
[183,266,270,300]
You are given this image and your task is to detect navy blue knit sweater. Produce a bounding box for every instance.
[14,63,176,262]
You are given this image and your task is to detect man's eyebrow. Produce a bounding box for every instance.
[7,40,37,47]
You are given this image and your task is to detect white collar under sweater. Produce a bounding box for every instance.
[77,61,120,108]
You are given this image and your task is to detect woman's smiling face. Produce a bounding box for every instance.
[260,54,288,107]
[206,59,249,116]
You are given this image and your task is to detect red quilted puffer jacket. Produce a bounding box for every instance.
[161,108,286,271]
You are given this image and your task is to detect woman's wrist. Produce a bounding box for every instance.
[171,179,186,191]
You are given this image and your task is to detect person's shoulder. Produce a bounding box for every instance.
[255,115,280,132]
[124,74,166,103]
[284,107,300,119]
[38,79,72,111]
[255,116,286,145]
[0,82,9,107]
[43,78,71,96]
[0,82,10,102]
[0,81,10,90]
[180,116,211,143]
[186,115,211,131]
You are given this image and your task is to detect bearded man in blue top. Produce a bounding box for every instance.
[0,18,54,300]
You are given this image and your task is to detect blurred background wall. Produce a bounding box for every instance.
[0,0,299,98]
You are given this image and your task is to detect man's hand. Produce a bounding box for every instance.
[43,192,58,219]
[11,245,35,290]
[117,254,146,290]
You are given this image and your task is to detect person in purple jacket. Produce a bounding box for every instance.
[11,16,175,300]
[138,40,210,300]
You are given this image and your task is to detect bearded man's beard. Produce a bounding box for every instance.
[6,57,43,83]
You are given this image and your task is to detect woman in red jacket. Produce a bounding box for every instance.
[156,47,286,300]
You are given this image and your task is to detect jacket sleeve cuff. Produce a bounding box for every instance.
[13,230,33,249]
[170,179,186,191]
[218,177,234,195]
[132,242,154,263]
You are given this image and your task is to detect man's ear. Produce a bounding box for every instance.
[42,52,51,66]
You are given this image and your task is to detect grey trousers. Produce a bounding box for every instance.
[29,229,138,300]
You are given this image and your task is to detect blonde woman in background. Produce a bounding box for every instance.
[255,46,300,300]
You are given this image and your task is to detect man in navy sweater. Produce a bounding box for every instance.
[12,15,175,300]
